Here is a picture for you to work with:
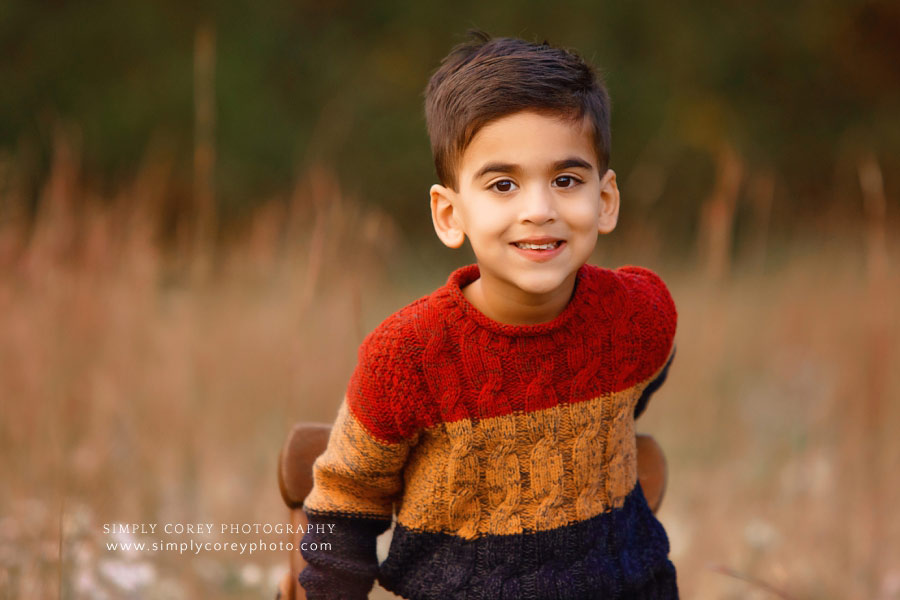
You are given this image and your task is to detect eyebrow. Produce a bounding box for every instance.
[472,157,594,181]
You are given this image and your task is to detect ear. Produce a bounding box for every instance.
[597,169,620,234]
[430,183,466,248]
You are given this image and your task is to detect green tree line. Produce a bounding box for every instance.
[1,0,897,244]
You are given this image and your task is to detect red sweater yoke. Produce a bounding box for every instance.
[348,263,677,444]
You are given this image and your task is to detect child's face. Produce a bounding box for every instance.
[430,109,619,311]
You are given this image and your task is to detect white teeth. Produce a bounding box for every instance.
[515,242,559,250]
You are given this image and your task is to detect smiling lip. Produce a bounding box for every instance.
[510,237,566,262]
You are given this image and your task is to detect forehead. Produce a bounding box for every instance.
[459,110,597,178]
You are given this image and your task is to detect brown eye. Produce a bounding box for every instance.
[491,180,517,193]
[555,176,578,188]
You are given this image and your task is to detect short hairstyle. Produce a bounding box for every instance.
[424,30,611,191]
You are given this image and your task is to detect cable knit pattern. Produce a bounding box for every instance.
[300,263,678,600]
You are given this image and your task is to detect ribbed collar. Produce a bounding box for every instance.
[441,263,594,338]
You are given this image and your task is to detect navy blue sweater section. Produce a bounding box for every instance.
[377,485,678,600]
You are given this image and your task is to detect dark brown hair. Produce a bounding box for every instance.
[424,30,611,191]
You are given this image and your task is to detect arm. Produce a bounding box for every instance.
[298,400,414,600]
[634,346,675,420]
[615,266,678,420]
[298,311,422,600]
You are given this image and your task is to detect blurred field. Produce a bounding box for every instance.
[0,144,898,599]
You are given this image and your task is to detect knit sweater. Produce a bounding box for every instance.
[299,263,679,599]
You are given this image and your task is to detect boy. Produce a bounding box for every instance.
[298,30,678,599]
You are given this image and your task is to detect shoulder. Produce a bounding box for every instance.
[347,295,430,444]
[577,264,676,324]
[614,266,677,325]
[357,296,427,363]
[612,265,678,378]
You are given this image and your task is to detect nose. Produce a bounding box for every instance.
[519,185,557,225]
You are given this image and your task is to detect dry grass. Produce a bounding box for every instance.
[0,142,897,599]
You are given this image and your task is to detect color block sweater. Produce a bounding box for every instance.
[299,263,679,599]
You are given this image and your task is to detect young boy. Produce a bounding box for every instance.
[298,31,678,599]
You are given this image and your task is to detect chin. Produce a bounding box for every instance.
[514,273,569,297]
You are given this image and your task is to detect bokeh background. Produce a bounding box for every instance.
[1,2,898,598]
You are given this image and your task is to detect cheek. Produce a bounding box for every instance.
[564,204,601,231]
[466,205,510,235]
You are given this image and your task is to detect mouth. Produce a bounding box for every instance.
[509,238,566,262]
[510,239,564,251]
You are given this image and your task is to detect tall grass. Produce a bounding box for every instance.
[0,138,897,599]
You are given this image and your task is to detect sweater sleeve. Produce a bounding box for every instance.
[633,345,676,419]
[298,312,422,600]
[615,266,678,420]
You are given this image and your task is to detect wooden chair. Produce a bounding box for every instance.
[276,425,668,600]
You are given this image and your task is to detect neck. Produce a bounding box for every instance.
[461,271,577,326]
